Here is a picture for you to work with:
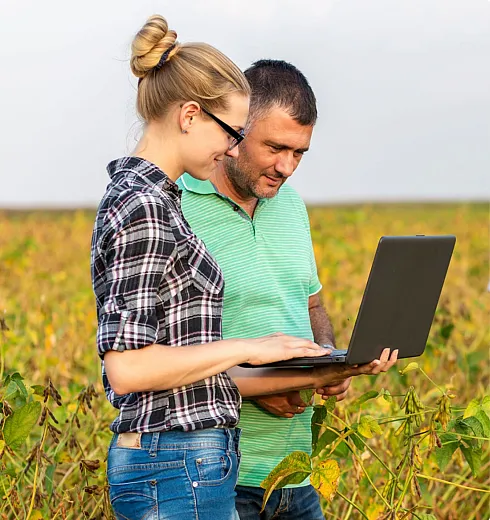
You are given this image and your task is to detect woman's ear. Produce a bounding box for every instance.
[179,101,201,134]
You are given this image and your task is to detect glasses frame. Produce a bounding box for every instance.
[201,107,245,150]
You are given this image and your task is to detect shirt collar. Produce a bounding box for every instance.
[107,157,181,197]
[180,173,217,195]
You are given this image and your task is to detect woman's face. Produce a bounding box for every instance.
[183,93,249,181]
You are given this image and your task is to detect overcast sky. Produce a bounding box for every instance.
[0,0,489,207]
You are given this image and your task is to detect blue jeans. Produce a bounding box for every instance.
[107,428,241,520]
[235,484,324,520]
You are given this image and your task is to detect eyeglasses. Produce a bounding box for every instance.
[201,107,245,150]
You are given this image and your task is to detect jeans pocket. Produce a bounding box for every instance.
[193,450,234,487]
[109,477,158,520]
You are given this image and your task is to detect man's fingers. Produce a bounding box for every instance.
[289,392,309,407]
[319,391,348,402]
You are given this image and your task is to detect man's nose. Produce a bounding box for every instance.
[274,153,295,178]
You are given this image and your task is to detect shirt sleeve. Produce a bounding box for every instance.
[299,201,322,297]
[95,193,175,358]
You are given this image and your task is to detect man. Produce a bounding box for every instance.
[178,60,397,520]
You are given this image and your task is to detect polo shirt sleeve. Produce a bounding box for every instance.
[307,230,322,296]
[299,200,322,297]
[95,193,175,358]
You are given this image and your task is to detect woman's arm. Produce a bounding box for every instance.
[105,334,325,395]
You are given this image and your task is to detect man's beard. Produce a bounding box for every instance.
[223,155,283,200]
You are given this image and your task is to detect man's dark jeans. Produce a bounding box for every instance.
[235,484,324,519]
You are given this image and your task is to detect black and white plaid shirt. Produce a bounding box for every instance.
[91,157,241,433]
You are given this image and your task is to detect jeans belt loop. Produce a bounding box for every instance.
[149,432,160,457]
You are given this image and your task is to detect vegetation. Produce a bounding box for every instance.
[0,203,488,519]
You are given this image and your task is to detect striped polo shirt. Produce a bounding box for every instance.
[178,173,322,488]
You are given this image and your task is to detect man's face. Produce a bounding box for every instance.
[223,107,313,199]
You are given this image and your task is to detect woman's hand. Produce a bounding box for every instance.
[244,333,330,365]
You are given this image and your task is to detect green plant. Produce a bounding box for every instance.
[260,363,490,519]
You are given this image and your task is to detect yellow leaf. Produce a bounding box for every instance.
[357,415,382,439]
[400,362,419,375]
[367,502,385,520]
[310,459,340,502]
[29,511,44,520]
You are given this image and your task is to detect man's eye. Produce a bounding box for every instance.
[269,146,282,152]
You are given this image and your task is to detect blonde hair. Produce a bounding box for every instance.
[130,15,250,122]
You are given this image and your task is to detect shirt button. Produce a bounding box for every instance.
[116,298,124,305]
[234,205,240,211]
[192,482,199,488]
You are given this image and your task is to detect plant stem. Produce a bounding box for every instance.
[418,474,490,493]
[419,368,445,393]
[26,418,49,520]
[343,489,358,520]
[337,491,370,520]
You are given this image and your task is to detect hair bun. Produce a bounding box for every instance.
[131,15,178,78]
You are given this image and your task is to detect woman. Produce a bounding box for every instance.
[91,15,326,520]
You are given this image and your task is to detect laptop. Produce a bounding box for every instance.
[239,235,456,368]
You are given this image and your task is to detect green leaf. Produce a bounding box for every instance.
[434,435,459,471]
[311,405,327,451]
[460,445,482,477]
[454,418,473,437]
[3,372,28,407]
[357,415,382,439]
[481,396,490,415]
[310,459,340,502]
[418,514,437,520]
[456,417,485,448]
[464,416,484,439]
[333,440,350,459]
[381,389,393,403]
[299,389,314,406]
[347,390,379,411]
[312,428,339,458]
[440,323,454,340]
[463,398,480,419]
[475,410,490,438]
[45,464,56,497]
[31,385,45,397]
[400,362,419,375]
[260,451,312,511]
[351,429,366,451]
[3,401,41,450]
[323,396,336,427]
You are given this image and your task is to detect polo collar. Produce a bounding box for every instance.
[180,173,217,195]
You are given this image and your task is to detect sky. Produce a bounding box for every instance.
[0,0,489,207]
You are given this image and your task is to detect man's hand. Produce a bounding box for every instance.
[316,377,352,402]
[253,375,354,418]
[314,348,398,399]
[253,391,312,418]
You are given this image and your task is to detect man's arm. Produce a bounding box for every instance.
[308,292,336,347]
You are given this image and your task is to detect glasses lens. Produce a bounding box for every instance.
[228,130,245,150]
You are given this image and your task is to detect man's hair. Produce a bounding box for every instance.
[244,59,317,126]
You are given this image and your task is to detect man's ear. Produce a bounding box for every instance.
[179,101,201,133]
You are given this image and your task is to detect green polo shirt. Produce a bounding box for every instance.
[177,173,321,488]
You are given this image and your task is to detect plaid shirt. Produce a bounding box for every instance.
[91,157,241,433]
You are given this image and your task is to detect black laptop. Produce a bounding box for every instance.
[240,235,456,368]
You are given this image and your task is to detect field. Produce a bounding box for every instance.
[0,203,488,519]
